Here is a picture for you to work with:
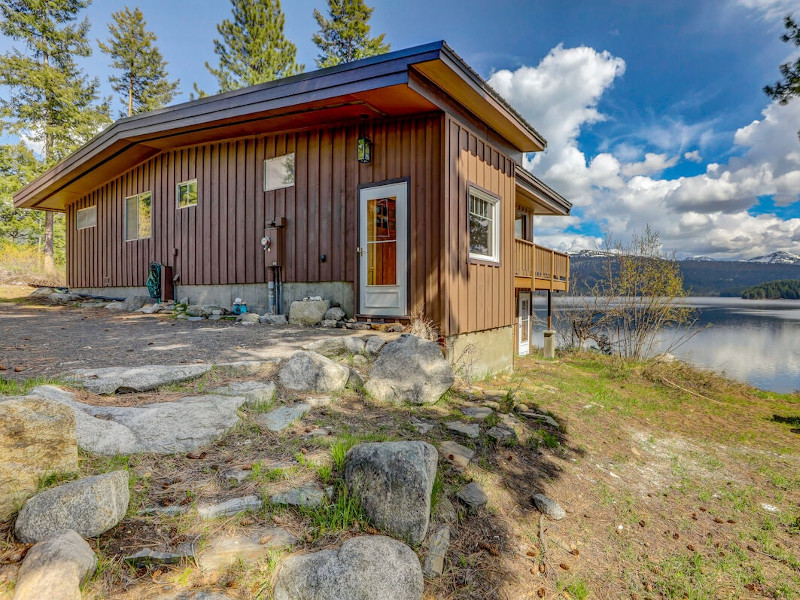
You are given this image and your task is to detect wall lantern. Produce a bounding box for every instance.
[357,136,372,164]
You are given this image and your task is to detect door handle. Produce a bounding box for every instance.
[357,247,365,257]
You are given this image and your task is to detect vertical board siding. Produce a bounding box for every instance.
[442,115,515,336]
[64,115,445,329]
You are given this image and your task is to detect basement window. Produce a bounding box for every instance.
[125,192,152,241]
[264,153,295,192]
[468,187,500,262]
[76,206,97,230]
[177,179,198,209]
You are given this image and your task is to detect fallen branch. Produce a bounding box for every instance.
[660,377,724,405]
[538,514,548,558]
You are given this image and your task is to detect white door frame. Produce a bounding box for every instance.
[358,180,409,317]
[518,291,531,355]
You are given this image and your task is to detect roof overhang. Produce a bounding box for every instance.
[15,41,546,212]
[515,164,571,216]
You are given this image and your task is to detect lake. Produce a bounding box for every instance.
[534,296,800,394]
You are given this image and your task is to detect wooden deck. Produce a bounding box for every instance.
[513,238,569,292]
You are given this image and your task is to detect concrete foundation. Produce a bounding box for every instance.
[543,329,556,359]
[71,281,355,316]
[445,326,514,379]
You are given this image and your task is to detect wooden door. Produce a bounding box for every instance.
[358,181,408,316]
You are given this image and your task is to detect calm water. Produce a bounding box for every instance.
[534,296,800,394]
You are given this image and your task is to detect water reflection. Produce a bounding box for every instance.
[534,297,800,394]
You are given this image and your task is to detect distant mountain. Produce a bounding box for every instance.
[568,252,800,297]
[685,256,717,262]
[745,251,800,265]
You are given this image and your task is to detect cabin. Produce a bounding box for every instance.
[14,41,571,375]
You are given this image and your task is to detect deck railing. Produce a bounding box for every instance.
[514,238,570,289]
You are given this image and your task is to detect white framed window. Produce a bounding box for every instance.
[177,179,198,209]
[125,191,152,241]
[76,206,97,230]
[264,153,295,192]
[468,186,500,262]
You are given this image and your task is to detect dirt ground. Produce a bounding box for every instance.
[0,294,353,379]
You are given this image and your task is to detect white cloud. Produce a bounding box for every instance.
[488,46,800,259]
[19,131,44,157]
[684,150,703,162]
[735,0,798,21]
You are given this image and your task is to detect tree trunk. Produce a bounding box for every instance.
[44,211,54,271]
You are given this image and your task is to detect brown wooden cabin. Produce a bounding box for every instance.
[14,41,571,374]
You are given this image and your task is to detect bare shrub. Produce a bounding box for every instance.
[409,304,439,342]
[0,241,64,286]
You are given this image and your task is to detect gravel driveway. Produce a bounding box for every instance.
[0,301,353,379]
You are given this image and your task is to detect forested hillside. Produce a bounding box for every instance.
[741,279,800,299]
[569,255,800,296]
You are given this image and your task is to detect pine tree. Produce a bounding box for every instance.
[98,6,180,117]
[199,0,303,95]
[312,0,389,68]
[0,0,110,269]
[765,14,800,139]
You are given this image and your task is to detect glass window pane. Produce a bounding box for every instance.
[469,190,499,260]
[77,206,96,230]
[366,197,397,285]
[264,153,295,191]
[125,196,138,241]
[138,192,152,239]
[177,180,197,208]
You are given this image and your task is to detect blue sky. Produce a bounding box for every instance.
[2,0,799,258]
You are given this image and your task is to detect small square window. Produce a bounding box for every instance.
[76,206,96,230]
[264,153,295,192]
[125,192,152,241]
[468,187,500,262]
[177,179,198,209]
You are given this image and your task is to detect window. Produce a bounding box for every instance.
[468,187,500,262]
[125,192,152,241]
[264,153,295,191]
[177,179,198,209]
[515,210,531,241]
[76,206,97,230]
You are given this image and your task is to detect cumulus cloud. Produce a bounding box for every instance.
[488,46,800,259]
[684,150,703,162]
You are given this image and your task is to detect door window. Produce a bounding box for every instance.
[366,197,397,286]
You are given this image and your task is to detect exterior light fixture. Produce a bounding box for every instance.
[357,136,372,164]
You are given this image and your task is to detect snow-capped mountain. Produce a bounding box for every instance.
[684,256,717,262]
[745,251,800,265]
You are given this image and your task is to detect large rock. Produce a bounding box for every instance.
[186,305,222,318]
[344,441,437,545]
[82,394,248,454]
[27,386,139,456]
[69,363,211,394]
[365,335,454,404]
[289,300,330,326]
[278,351,349,393]
[210,381,276,407]
[257,403,310,432]
[13,529,97,600]
[273,535,423,600]
[15,470,129,542]
[323,306,345,321]
[29,387,247,454]
[0,397,78,521]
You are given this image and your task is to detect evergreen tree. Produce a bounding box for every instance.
[0,0,110,269]
[312,0,389,68]
[199,0,303,95]
[765,14,800,138]
[98,6,180,117]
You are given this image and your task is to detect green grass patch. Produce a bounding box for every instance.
[0,376,71,396]
[304,484,366,540]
